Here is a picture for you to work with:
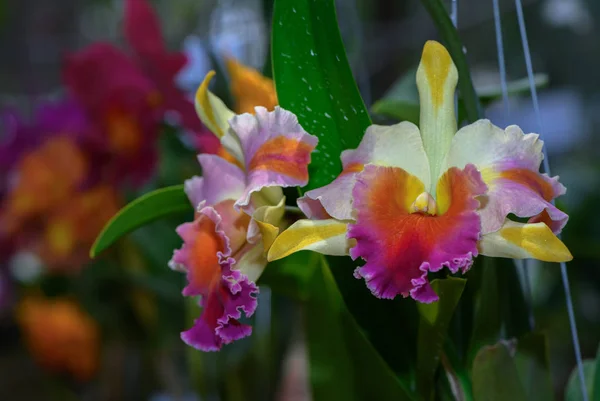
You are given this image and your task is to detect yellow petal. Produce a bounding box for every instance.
[267,219,350,261]
[416,40,459,190]
[194,71,235,138]
[479,220,572,262]
[251,195,286,251]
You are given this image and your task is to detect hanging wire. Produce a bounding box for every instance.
[513,0,588,398]
[491,0,535,331]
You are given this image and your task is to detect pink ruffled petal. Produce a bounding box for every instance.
[170,203,258,351]
[229,107,318,211]
[349,164,485,303]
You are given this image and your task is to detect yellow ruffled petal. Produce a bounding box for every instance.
[195,71,235,138]
[479,220,572,262]
[267,219,350,261]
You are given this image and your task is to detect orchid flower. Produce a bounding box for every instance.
[268,41,572,303]
[123,0,220,155]
[169,72,318,351]
[64,43,161,185]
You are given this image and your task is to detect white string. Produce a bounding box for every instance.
[491,0,535,331]
[450,0,458,26]
[513,0,588,399]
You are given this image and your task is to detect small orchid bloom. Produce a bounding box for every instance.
[169,72,318,351]
[269,41,572,303]
[123,0,220,155]
[64,43,161,185]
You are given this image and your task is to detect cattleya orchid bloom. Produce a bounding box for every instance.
[269,41,572,302]
[169,72,317,350]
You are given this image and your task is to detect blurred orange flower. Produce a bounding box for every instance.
[17,295,100,381]
[1,137,88,233]
[225,57,278,114]
[40,185,121,270]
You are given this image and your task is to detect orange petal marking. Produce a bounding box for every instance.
[248,136,314,181]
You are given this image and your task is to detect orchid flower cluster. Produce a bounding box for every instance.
[173,41,572,351]
[0,0,218,275]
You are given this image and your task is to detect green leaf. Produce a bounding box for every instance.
[565,360,596,401]
[595,342,600,401]
[514,333,554,401]
[271,0,371,190]
[477,74,549,105]
[417,277,466,399]
[472,342,527,401]
[90,185,190,257]
[565,342,600,401]
[371,66,420,124]
[306,255,415,401]
[262,252,415,400]
[468,258,529,364]
[371,66,548,124]
[419,0,482,122]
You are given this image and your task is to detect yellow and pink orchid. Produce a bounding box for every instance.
[169,72,318,351]
[268,41,572,303]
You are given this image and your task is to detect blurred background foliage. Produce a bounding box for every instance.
[0,0,599,400]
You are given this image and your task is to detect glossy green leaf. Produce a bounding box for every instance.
[417,277,466,399]
[90,185,190,257]
[514,333,554,401]
[272,0,371,190]
[472,342,527,401]
[419,0,482,122]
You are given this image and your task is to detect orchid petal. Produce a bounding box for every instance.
[190,154,245,207]
[479,220,572,262]
[194,71,235,140]
[230,107,318,211]
[416,40,458,187]
[225,57,278,114]
[170,204,258,351]
[349,164,485,302]
[234,242,268,283]
[247,195,286,249]
[298,121,430,221]
[267,219,350,262]
[445,120,568,234]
